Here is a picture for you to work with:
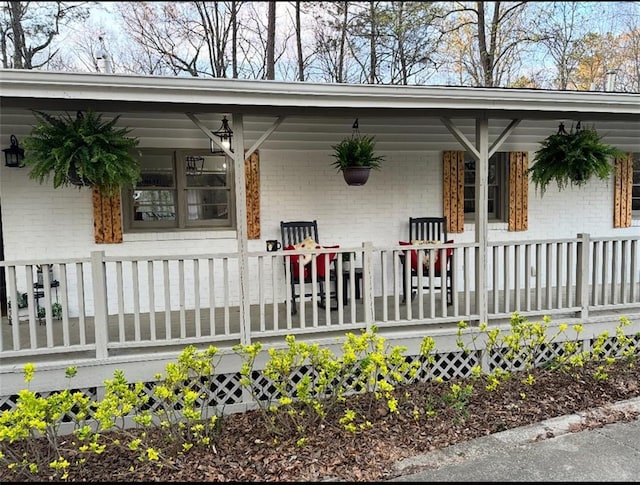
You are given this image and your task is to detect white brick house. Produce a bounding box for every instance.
[0,70,638,402]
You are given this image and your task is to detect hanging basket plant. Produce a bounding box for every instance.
[527,122,624,196]
[21,109,141,197]
[330,119,385,186]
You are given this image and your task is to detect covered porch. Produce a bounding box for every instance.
[0,71,639,403]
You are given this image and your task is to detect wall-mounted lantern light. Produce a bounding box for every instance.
[3,135,25,168]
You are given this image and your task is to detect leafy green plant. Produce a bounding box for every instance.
[527,122,625,196]
[21,109,141,197]
[36,303,62,320]
[150,345,222,448]
[0,365,88,480]
[341,251,355,263]
[16,292,28,309]
[51,303,62,319]
[330,134,385,171]
[443,382,474,421]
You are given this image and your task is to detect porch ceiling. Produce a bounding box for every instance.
[1,69,640,122]
[2,109,639,153]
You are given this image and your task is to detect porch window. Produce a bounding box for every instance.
[633,154,640,219]
[124,149,235,231]
[463,152,508,221]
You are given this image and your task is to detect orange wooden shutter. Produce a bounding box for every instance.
[93,188,123,243]
[614,153,632,228]
[443,151,464,233]
[245,150,260,239]
[508,152,528,231]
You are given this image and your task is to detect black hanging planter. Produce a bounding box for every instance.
[331,119,385,187]
[342,167,372,186]
[67,164,92,187]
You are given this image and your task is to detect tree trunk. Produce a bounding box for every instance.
[369,1,377,84]
[232,0,238,78]
[338,2,349,83]
[266,1,276,80]
[295,1,304,81]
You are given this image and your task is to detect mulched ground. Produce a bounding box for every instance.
[2,360,639,482]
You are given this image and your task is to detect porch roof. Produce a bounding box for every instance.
[1,69,639,121]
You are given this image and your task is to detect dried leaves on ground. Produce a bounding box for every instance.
[3,360,639,482]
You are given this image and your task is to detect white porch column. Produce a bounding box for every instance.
[91,250,108,359]
[475,119,489,325]
[362,241,375,328]
[231,113,251,345]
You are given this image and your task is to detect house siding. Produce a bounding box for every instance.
[1,139,638,264]
[259,149,443,247]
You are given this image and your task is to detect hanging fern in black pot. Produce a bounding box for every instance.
[330,119,385,186]
[21,109,141,197]
[527,121,624,196]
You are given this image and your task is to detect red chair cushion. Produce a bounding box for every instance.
[399,240,453,273]
[435,240,454,273]
[284,244,307,279]
[316,245,339,278]
[284,244,339,279]
[399,240,419,271]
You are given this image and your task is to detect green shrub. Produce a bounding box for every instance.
[1,315,636,480]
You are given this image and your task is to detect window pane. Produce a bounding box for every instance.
[134,190,176,221]
[464,185,475,213]
[186,189,229,220]
[188,172,228,187]
[183,154,231,224]
[138,153,175,187]
[487,186,496,216]
[464,200,475,213]
[464,161,475,184]
[487,159,496,184]
[185,155,228,187]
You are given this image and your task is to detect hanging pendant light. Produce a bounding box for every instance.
[211,116,233,154]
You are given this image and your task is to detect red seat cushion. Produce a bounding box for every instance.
[284,244,307,279]
[399,240,420,271]
[435,240,454,272]
[399,240,453,273]
[284,244,339,279]
[316,245,339,278]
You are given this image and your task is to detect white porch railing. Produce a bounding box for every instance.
[1,234,639,363]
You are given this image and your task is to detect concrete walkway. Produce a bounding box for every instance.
[389,397,640,482]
